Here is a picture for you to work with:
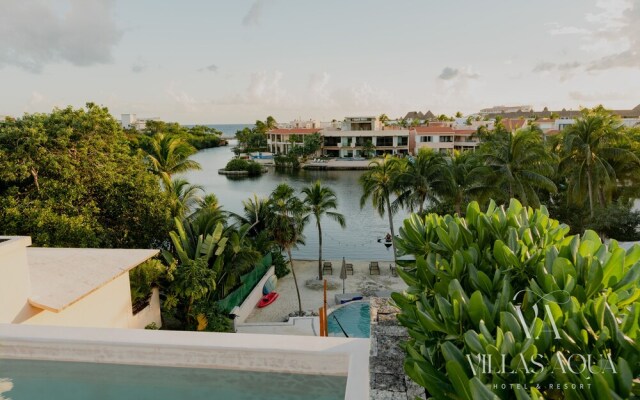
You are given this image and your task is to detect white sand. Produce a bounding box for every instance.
[245,259,408,323]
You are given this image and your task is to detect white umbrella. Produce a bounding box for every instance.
[340,257,347,294]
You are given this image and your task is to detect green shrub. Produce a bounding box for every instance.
[272,251,290,278]
[246,161,263,176]
[130,259,166,304]
[274,154,300,170]
[393,199,640,399]
[588,202,640,241]
[225,158,250,171]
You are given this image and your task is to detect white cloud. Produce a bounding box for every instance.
[0,0,122,73]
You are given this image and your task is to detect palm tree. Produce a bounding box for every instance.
[268,184,309,315]
[394,149,449,214]
[360,156,401,264]
[379,114,390,125]
[559,111,639,217]
[145,133,201,178]
[163,177,203,219]
[481,127,557,207]
[302,181,346,280]
[441,151,491,215]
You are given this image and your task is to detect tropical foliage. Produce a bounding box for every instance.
[393,200,640,399]
[0,104,171,248]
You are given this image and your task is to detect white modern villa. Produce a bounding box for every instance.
[321,117,410,157]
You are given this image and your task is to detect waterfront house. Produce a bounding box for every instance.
[0,236,160,329]
[267,128,322,155]
[321,116,410,157]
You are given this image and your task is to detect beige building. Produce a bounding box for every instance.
[412,126,480,153]
[0,236,160,329]
[267,128,322,155]
[322,117,410,157]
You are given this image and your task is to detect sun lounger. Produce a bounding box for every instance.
[323,261,333,275]
[369,261,380,275]
[345,263,354,275]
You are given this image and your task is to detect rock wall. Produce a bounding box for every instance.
[369,297,426,400]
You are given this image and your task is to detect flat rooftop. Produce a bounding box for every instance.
[27,247,158,312]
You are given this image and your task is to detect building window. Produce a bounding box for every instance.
[397,136,408,146]
[377,137,393,146]
[440,136,453,142]
[420,136,433,143]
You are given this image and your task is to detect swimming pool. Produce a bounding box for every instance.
[327,302,370,338]
[0,359,347,400]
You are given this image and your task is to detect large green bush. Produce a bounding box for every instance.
[393,199,640,399]
[225,158,250,171]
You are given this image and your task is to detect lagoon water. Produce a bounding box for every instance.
[182,137,409,261]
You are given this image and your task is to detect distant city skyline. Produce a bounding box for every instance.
[1,0,639,124]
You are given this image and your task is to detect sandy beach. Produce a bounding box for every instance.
[245,259,408,323]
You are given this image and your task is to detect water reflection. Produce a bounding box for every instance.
[181,144,408,260]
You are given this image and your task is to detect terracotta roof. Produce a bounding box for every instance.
[454,129,476,135]
[269,128,321,134]
[545,130,561,135]
[414,126,455,134]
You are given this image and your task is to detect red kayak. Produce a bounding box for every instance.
[257,292,279,308]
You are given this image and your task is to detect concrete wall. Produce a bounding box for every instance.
[129,287,162,329]
[231,266,274,324]
[0,323,370,400]
[18,275,136,329]
[0,237,32,324]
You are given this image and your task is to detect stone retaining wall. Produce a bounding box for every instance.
[369,297,426,400]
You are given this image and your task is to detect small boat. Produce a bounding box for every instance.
[257,292,279,308]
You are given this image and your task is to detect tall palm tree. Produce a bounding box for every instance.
[268,184,309,315]
[360,156,401,264]
[441,151,491,215]
[145,133,201,178]
[302,181,346,280]
[394,149,449,214]
[559,111,639,217]
[163,177,203,219]
[481,127,557,207]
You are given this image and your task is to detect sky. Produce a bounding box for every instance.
[1,0,639,124]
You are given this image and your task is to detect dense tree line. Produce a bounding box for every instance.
[0,104,171,248]
[360,107,640,259]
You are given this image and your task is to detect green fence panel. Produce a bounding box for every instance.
[217,254,272,313]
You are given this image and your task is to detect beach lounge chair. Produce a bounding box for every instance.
[369,261,380,275]
[390,264,397,277]
[323,261,333,275]
[345,263,354,275]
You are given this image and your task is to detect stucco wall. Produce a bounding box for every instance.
[0,237,32,324]
[232,266,274,324]
[129,287,162,329]
[19,274,135,328]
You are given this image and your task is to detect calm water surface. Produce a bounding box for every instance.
[0,359,346,400]
[182,143,409,261]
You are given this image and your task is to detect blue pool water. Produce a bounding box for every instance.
[0,359,346,400]
[327,302,371,338]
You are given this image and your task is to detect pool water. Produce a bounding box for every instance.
[0,359,347,400]
[327,302,371,338]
